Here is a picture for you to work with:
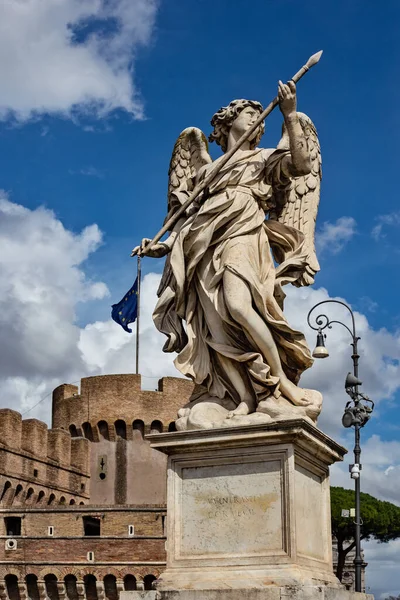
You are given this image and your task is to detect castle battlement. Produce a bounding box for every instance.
[52,374,194,439]
[0,409,90,508]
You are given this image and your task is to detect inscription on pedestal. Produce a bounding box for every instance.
[178,458,285,558]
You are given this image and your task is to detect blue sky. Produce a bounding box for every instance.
[0,1,399,596]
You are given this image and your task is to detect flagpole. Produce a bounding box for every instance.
[135,255,141,375]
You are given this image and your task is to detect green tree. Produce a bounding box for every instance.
[330,486,400,582]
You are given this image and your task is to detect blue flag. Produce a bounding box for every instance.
[111,277,139,333]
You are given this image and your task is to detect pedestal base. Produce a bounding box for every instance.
[146,420,373,599]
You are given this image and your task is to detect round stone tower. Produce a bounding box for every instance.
[52,374,194,505]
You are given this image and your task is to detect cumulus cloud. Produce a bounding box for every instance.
[0,0,158,121]
[0,192,108,399]
[363,538,400,598]
[316,216,356,254]
[372,210,400,241]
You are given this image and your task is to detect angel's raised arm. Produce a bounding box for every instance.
[276,81,312,178]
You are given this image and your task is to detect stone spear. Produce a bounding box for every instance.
[139,50,323,255]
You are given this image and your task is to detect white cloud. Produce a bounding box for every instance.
[0,0,158,122]
[372,211,400,241]
[363,538,400,598]
[0,192,108,385]
[316,216,356,254]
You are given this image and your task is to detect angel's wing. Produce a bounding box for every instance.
[155,128,212,353]
[165,127,212,228]
[270,113,322,287]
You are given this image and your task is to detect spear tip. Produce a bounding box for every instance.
[306,50,323,69]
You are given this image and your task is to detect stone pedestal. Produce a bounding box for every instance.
[145,419,373,599]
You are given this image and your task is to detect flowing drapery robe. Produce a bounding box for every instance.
[154,148,313,406]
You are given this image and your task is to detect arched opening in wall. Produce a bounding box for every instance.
[69,425,79,438]
[79,501,85,505]
[168,421,177,432]
[82,422,94,441]
[26,487,34,503]
[132,420,144,439]
[26,574,40,600]
[0,481,11,502]
[47,493,56,506]
[14,484,23,502]
[123,575,136,591]
[114,419,127,439]
[143,575,157,591]
[59,496,66,505]
[36,490,45,504]
[97,420,110,441]
[103,575,118,600]
[44,575,59,600]
[64,575,78,600]
[83,575,98,600]
[5,574,20,600]
[150,420,163,434]
[69,499,76,505]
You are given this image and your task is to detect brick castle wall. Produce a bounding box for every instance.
[0,374,194,599]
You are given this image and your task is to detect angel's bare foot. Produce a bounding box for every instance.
[227,401,251,419]
[279,377,311,407]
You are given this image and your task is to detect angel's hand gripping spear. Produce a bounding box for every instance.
[132,50,322,258]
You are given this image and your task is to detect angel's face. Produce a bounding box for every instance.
[230,106,261,140]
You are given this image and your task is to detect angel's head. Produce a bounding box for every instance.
[209,99,264,152]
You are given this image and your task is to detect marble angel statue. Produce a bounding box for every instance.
[132,81,323,430]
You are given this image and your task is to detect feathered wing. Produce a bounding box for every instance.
[165,127,212,227]
[270,113,322,287]
[155,127,212,352]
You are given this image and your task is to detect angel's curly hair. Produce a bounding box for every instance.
[209,99,264,153]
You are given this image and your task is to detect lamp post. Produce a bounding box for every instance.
[307,300,374,593]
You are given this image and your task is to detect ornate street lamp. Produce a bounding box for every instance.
[307,300,374,593]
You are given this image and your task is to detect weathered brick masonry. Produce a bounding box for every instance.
[0,374,193,600]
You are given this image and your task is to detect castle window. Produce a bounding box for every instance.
[69,425,79,438]
[115,419,127,439]
[14,484,23,499]
[5,575,20,600]
[0,481,11,502]
[123,575,136,591]
[33,469,38,477]
[48,526,54,536]
[5,516,21,536]
[132,420,144,438]
[44,574,59,600]
[150,420,163,434]
[97,421,109,440]
[143,575,156,590]
[26,574,40,600]
[128,525,134,536]
[83,516,101,536]
[82,422,94,441]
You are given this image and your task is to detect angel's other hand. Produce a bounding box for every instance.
[131,238,170,258]
[131,237,151,257]
[278,80,297,118]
